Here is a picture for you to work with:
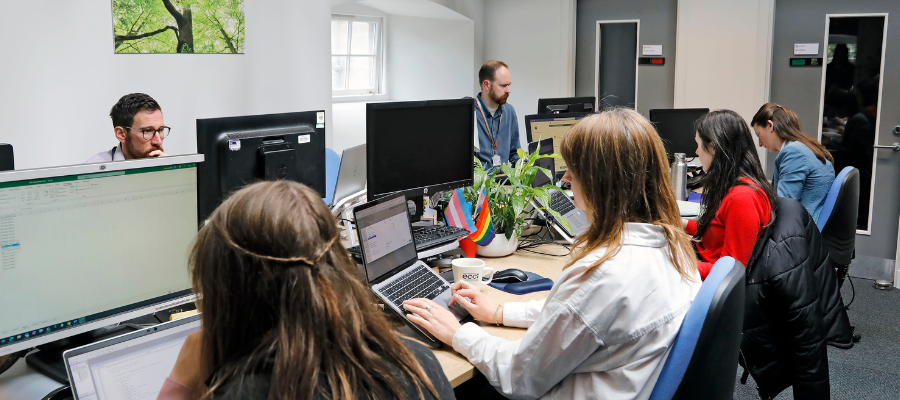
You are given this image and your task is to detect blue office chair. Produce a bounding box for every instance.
[816,167,859,287]
[323,148,341,205]
[648,257,745,400]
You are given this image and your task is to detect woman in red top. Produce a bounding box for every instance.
[684,110,776,279]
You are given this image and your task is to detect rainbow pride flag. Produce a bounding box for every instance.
[469,188,495,246]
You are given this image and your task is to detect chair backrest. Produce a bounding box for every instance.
[0,143,13,171]
[816,167,859,265]
[648,257,745,400]
[323,148,341,205]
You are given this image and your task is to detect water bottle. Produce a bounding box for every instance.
[670,153,688,201]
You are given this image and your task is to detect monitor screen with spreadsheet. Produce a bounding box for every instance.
[64,314,201,400]
[525,113,588,174]
[0,155,202,356]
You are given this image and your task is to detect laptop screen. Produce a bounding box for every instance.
[356,195,416,282]
[66,316,201,400]
[528,138,556,188]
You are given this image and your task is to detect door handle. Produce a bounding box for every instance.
[873,143,900,152]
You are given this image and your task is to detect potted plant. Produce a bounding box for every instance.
[464,147,572,257]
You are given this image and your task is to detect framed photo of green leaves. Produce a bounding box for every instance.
[112,0,244,54]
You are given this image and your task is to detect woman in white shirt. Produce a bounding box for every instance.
[404,108,701,400]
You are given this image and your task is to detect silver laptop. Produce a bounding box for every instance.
[528,138,589,240]
[63,315,201,400]
[329,143,367,207]
[352,193,468,343]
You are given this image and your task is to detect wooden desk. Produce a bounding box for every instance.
[429,243,568,387]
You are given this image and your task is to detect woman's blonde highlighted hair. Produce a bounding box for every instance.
[560,108,696,280]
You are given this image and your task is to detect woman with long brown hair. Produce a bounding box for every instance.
[158,181,454,400]
[685,110,776,280]
[751,103,834,221]
[401,108,700,399]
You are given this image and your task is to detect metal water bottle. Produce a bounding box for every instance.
[670,153,688,201]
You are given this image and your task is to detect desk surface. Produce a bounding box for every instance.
[430,243,568,387]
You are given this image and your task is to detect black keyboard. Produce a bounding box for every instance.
[550,190,575,215]
[376,264,450,311]
[347,225,469,256]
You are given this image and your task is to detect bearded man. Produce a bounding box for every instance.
[474,61,520,169]
[86,93,169,163]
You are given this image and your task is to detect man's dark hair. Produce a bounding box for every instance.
[110,93,161,128]
[478,60,509,86]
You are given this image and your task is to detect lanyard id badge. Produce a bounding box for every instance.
[476,96,503,167]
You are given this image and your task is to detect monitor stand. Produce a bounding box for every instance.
[25,323,142,384]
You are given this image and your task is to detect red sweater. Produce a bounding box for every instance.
[686,178,772,280]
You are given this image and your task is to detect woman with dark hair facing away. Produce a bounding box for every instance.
[400,108,701,399]
[684,110,776,280]
[157,181,454,400]
[751,103,835,221]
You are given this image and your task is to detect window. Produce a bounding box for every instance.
[332,15,383,97]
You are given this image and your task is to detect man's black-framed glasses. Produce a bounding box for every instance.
[124,126,171,140]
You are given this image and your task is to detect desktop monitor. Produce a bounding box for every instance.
[366,99,474,202]
[196,111,326,223]
[648,108,710,157]
[0,155,202,363]
[525,113,588,175]
[537,97,595,115]
[0,143,13,171]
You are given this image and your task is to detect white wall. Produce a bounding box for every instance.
[1,1,332,170]
[330,0,478,155]
[483,0,577,149]
[674,0,775,166]
[387,16,475,101]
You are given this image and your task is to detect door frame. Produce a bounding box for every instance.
[815,13,889,236]
[594,19,640,109]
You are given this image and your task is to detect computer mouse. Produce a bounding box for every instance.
[493,269,529,283]
[428,257,455,270]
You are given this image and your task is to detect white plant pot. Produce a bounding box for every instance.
[476,232,520,257]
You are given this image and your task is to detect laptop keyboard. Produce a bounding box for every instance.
[376,264,450,311]
[550,190,575,215]
[347,225,469,256]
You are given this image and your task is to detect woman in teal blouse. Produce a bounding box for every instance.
[751,103,835,221]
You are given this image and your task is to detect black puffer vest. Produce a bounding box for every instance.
[741,197,853,400]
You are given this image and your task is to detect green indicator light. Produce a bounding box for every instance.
[791,59,805,66]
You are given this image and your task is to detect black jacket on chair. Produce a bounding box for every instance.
[741,198,853,400]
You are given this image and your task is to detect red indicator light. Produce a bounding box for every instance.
[651,58,664,65]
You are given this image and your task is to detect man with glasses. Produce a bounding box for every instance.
[85,93,170,163]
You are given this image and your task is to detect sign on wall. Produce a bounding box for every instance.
[793,43,819,55]
[112,0,245,54]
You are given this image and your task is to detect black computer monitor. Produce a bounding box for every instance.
[0,156,202,382]
[648,108,710,157]
[0,143,13,171]
[527,138,555,188]
[196,111,326,223]
[366,99,474,203]
[537,97,595,115]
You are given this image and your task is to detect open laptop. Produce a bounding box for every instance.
[329,143,367,208]
[527,138,589,241]
[352,193,468,343]
[63,314,201,400]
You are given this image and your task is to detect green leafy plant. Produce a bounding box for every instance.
[463,147,572,240]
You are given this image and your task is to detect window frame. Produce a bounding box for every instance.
[331,14,385,98]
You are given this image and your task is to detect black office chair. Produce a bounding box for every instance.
[648,257,745,400]
[816,167,859,287]
[0,143,13,171]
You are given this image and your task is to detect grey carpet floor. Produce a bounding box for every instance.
[733,278,900,399]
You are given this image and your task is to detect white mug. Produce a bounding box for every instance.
[452,258,494,288]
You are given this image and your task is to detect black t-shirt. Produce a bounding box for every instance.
[209,338,456,400]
